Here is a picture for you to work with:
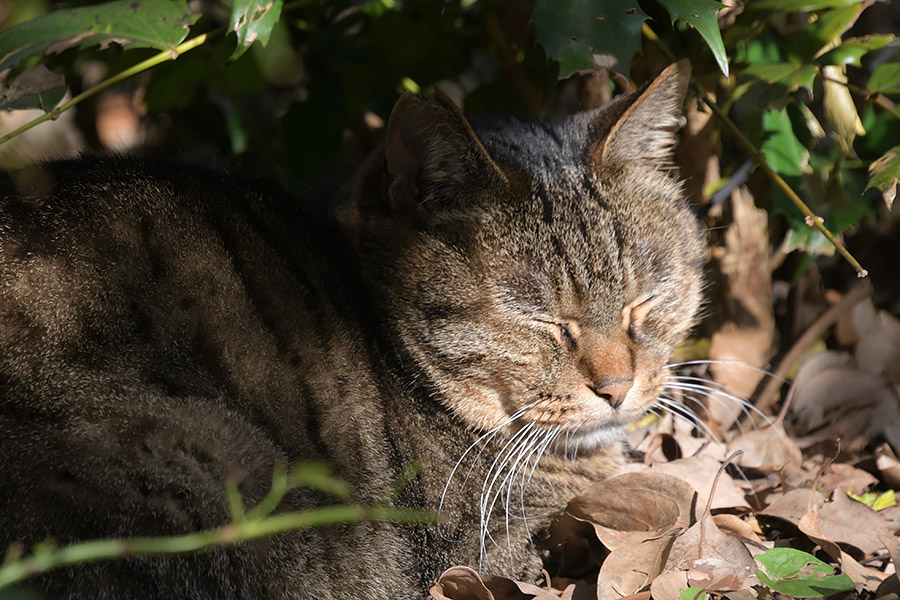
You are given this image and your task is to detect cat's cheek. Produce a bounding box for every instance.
[439,379,522,431]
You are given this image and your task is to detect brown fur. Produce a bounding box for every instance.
[0,62,703,598]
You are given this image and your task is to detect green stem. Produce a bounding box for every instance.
[642,23,868,277]
[698,95,867,277]
[0,505,435,590]
[0,33,209,148]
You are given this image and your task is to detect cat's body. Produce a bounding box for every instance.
[0,62,704,598]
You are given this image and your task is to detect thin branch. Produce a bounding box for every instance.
[0,460,434,590]
[820,74,900,123]
[743,279,873,425]
[697,94,867,277]
[642,24,868,278]
[0,0,329,149]
[0,504,435,590]
[0,33,209,148]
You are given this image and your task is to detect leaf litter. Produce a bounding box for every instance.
[429,188,900,599]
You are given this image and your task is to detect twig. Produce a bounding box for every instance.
[0,504,435,590]
[747,279,873,422]
[820,74,900,123]
[641,24,869,278]
[0,33,210,148]
[697,95,868,278]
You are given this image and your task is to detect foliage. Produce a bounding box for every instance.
[0,0,895,273]
[755,548,855,598]
[0,461,434,593]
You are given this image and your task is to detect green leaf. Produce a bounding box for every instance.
[816,35,893,67]
[750,0,864,10]
[867,145,900,210]
[762,108,809,176]
[868,62,900,94]
[531,0,648,76]
[0,0,198,74]
[680,587,707,600]
[230,0,285,61]
[847,489,898,509]
[0,64,65,110]
[789,5,864,63]
[744,61,817,94]
[755,548,856,598]
[656,0,728,77]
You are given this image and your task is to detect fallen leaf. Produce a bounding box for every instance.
[431,567,496,600]
[663,510,758,592]
[785,351,891,435]
[762,487,896,556]
[727,422,802,477]
[565,472,697,599]
[707,189,774,429]
[566,472,696,550]
[650,456,751,510]
[876,444,900,489]
[712,514,763,543]
[817,462,879,496]
[596,537,678,600]
[649,570,690,600]
[838,298,900,378]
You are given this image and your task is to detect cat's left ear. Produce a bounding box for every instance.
[383,90,507,215]
[590,60,691,167]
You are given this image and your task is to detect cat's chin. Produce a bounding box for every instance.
[554,422,627,454]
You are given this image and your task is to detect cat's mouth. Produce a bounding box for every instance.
[513,384,655,453]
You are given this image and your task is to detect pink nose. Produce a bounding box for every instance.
[588,380,634,409]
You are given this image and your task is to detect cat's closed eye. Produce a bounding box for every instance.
[623,294,660,339]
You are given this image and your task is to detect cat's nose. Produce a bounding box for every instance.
[588,379,634,409]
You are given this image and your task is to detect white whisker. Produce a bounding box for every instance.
[664,359,783,383]
[478,422,535,570]
[654,394,720,441]
[438,405,531,542]
[668,375,775,428]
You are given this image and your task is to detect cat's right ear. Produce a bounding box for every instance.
[382,91,507,216]
[589,60,691,168]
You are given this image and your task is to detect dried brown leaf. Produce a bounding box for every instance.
[566,472,696,550]
[708,328,771,428]
[596,536,678,600]
[482,575,557,600]
[786,351,891,435]
[820,491,897,556]
[727,422,802,477]
[650,456,751,510]
[798,496,887,593]
[876,444,900,489]
[649,570,690,600]
[761,489,894,560]
[712,514,763,543]
[708,189,774,429]
[431,567,496,600]
[565,472,697,600]
[817,462,879,496]
[664,511,758,591]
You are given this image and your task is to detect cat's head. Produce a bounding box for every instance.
[344,61,705,452]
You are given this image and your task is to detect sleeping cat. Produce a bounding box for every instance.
[0,61,703,598]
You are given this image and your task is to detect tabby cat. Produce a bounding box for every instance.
[0,61,704,599]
